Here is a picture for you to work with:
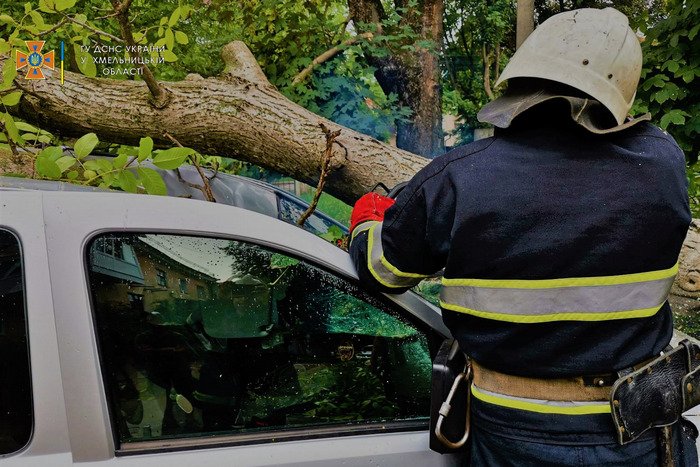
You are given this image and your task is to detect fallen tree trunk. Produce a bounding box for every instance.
[2,41,428,205]
[671,220,700,314]
[3,41,699,306]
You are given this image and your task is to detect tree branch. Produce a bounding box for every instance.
[297,123,341,227]
[292,32,373,86]
[63,15,124,43]
[110,0,170,108]
[0,121,19,157]
[37,17,68,36]
[164,132,215,202]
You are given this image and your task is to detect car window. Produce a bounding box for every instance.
[277,195,339,236]
[86,233,432,448]
[0,230,32,455]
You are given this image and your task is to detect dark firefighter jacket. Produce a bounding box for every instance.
[350,118,691,379]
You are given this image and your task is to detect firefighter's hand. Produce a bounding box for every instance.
[350,192,395,234]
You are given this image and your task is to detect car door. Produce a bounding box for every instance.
[39,192,463,466]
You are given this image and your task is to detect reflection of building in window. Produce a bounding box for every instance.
[156,269,168,287]
[89,235,219,329]
[94,237,125,260]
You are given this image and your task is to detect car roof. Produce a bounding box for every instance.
[0,159,347,233]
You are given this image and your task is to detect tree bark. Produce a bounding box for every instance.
[0,42,428,205]
[516,0,535,49]
[670,220,700,314]
[348,0,445,158]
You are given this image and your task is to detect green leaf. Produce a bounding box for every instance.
[690,23,700,41]
[655,88,670,104]
[2,113,23,145]
[1,91,22,106]
[2,59,17,88]
[55,156,76,173]
[38,0,54,13]
[137,167,167,195]
[39,146,63,161]
[152,147,192,169]
[74,132,98,159]
[14,122,39,132]
[138,137,153,161]
[0,14,15,24]
[73,44,96,78]
[67,170,78,180]
[0,40,10,55]
[165,28,174,49]
[174,30,188,45]
[168,7,181,27]
[55,0,76,11]
[113,153,128,168]
[36,157,61,179]
[83,159,112,173]
[116,170,138,193]
[29,10,45,28]
[660,109,690,129]
[161,50,178,62]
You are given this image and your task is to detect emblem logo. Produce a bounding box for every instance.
[16,41,55,80]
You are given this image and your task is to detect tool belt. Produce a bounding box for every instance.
[611,339,700,444]
[430,338,700,453]
[471,360,611,402]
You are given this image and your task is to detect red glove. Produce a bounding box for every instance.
[350,192,395,234]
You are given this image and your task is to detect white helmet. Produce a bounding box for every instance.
[494,7,642,125]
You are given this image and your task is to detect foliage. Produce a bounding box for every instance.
[29,134,171,194]
[631,0,699,214]
[533,0,668,27]
[442,0,516,143]
[311,363,398,420]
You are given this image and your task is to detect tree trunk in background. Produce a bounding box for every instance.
[348,0,445,158]
[516,0,535,49]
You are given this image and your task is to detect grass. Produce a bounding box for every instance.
[299,191,352,227]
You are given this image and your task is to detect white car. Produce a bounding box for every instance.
[0,185,466,466]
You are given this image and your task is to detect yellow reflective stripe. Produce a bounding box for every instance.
[471,386,611,415]
[366,224,406,288]
[366,223,425,288]
[379,255,431,278]
[350,220,379,241]
[440,301,662,323]
[442,263,678,289]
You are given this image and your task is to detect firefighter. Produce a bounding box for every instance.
[349,7,699,466]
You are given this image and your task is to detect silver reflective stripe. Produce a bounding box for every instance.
[471,385,611,415]
[440,267,676,323]
[350,220,377,241]
[367,223,428,288]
